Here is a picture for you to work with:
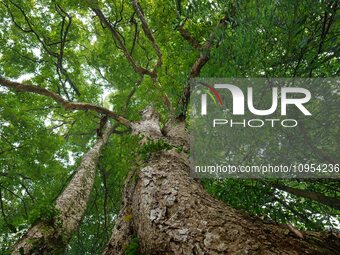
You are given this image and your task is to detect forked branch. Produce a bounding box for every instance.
[176,16,233,119]
[91,7,156,78]
[0,77,131,128]
[131,0,163,71]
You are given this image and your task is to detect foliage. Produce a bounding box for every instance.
[0,0,338,254]
[139,139,172,161]
[124,235,139,255]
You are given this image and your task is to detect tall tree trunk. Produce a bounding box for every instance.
[12,122,114,255]
[104,114,340,255]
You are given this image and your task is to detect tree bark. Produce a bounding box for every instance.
[104,116,340,255]
[12,122,114,255]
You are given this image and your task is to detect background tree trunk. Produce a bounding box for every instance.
[269,182,340,210]
[12,123,114,255]
[104,120,340,255]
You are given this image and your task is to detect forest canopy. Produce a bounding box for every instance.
[0,0,339,254]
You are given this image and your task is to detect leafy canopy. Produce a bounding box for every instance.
[0,0,338,254]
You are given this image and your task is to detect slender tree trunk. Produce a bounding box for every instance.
[12,122,113,255]
[104,114,340,255]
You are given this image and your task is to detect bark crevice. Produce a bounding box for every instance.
[129,150,339,254]
[103,171,138,255]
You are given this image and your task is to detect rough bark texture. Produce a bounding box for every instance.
[102,172,137,255]
[104,113,340,255]
[129,150,339,254]
[12,123,113,255]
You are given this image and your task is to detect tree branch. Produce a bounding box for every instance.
[3,1,81,98]
[54,3,80,97]
[272,196,321,230]
[271,182,340,210]
[91,7,156,78]
[0,77,132,128]
[176,16,232,120]
[131,0,163,72]
[177,26,201,49]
